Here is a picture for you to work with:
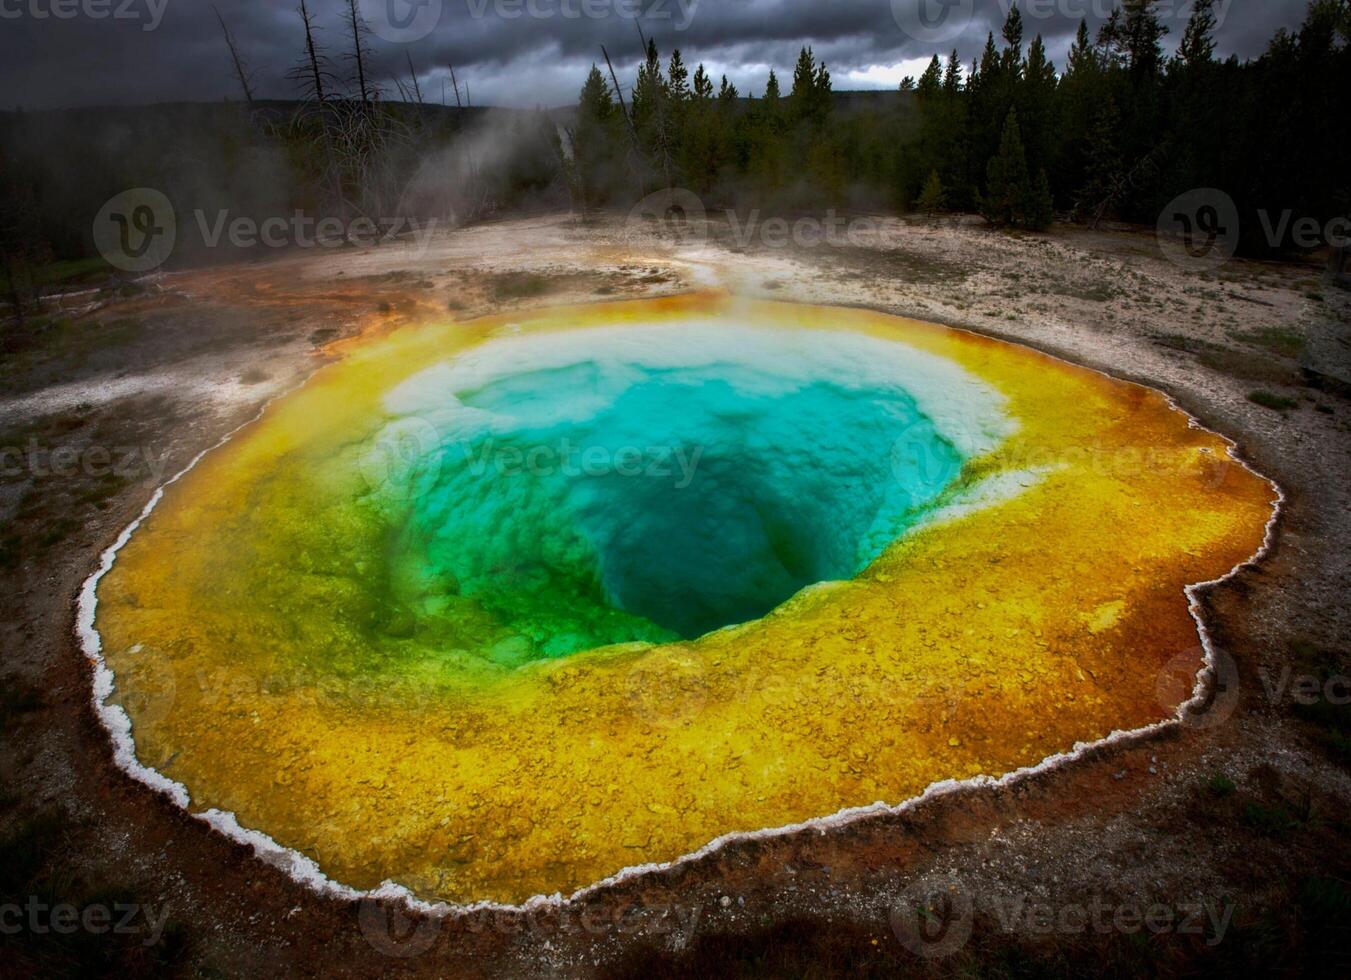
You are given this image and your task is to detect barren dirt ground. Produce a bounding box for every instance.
[2,212,1349,977]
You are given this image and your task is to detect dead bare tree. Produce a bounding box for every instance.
[213,4,255,104]
[448,64,463,108]
[342,0,373,106]
[290,0,331,103]
[601,45,638,146]
[405,52,424,105]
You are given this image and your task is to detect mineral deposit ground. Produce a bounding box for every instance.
[2,212,1349,977]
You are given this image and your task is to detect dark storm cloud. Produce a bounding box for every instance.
[0,0,1318,110]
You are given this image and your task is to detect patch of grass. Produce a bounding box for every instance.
[0,811,192,978]
[489,271,554,302]
[1248,390,1299,412]
[1152,332,1223,356]
[36,517,81,549]
[0,257,112,294]
[1236,326,1306,358]
[1198,349,1302,385]
[0,678,43,726]
[1287,642,1351,761]
[1242,802,1299,838]
[74,472,131,508]
[1050,280,1120,302]
[0,535,19,571]
[1208,775,1237,797]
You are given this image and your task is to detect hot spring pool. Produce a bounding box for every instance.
[85,293,1277,906]
[371,324,977,656]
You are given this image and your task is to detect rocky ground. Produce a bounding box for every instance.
[1,211,1348,977]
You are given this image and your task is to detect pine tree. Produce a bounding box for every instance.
[943,49,963,95]
[632,38,664,128]
[813,60,832,112]
[764,69,781,102]
[718,74,739,105]
[917,55,943,100]
[573,65,619,207]
[917,169,947,217]
[1177,0,1218,68]
[985,108,1031,227]
[1120,0,1169,77]
[1019,35,1058,175]
[1066,19,1098,77]
[1002,3,1025,73]
[667,49,690,103]
[791,47,816,107]
[1027,169,1054,230]
[692,64,713,102]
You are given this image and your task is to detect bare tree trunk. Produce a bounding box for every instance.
[345,0,370,106]
[212,5,254,104]
[602,45,638,147]
[405,52,424,105]
[300,0,324,102]
[448,65,462,108]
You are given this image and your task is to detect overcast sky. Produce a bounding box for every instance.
[0,0,1316,111]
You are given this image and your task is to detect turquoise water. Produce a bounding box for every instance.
[379,355,964,660]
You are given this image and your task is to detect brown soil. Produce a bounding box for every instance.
[2,212,1348,978]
